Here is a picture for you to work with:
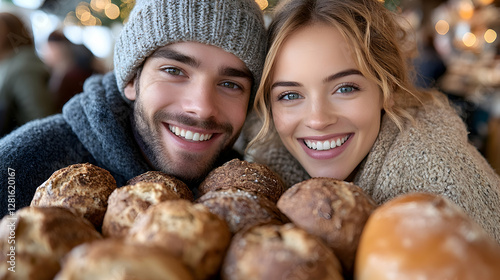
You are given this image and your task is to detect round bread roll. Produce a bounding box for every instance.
[277,177,376,275]
[127,199,231,280]
[198,159,285,203]
[355,192,500,280]
[197,187,289,234]
[55,239,194,280]
[102,182,184,238]
[222,223,343,280]
[127,171,193,201]
[0,206,102,280]
[31,163,117,228]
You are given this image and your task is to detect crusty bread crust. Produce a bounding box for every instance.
[31,163,117,228]
[277,177,377,274]
[199,159,285,203]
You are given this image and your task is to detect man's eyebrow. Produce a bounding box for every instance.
[150,48,200,67]
[220,67,253,83]
[323,69,363,83]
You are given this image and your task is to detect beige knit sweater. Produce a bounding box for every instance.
[244,98,500,243]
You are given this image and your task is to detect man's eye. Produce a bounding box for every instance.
[220,81,241,90]
[279,92,301,100]
[163,67,183,76]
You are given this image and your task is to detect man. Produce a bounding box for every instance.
[0,0,267,216]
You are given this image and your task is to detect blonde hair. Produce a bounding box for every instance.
[248,0,443,149]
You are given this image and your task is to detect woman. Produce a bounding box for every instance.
[245,0,500,242]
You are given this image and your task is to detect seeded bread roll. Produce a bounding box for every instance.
[127,171,193,201]
[102,182,183,238]
[222,223,343,280]
[31,163,117,228]
[198,159,285,203]
[55,239,194,280]
[197,187,289,234]
[0,206,102,280]
[277,178,376,275]
[355,193,500,280]
[127,199,231,280]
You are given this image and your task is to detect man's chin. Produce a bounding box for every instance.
[158,158,216,184]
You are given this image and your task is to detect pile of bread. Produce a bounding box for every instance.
[1,160,500,280]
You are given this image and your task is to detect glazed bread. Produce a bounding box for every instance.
[197,187,289,234]
[277,177,376,274]
[30,163,117,228]
[222,223,343,280]
[55,239,194,280]
[355,192,500,280]
[0,206,102,280]
[126,199,231,280]
[102,182,185,238]
[127,171,194,201]
[198,159,285,203]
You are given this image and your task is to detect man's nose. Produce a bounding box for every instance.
[182,82,219,120]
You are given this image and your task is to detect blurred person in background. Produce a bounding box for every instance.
[413,24,447,89]
[0,12,55,137]
[41,30,102,112]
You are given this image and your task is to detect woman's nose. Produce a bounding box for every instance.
[304,99,338,130]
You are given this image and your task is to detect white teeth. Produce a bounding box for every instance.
[169,125,213,142]
[305,135,349,151]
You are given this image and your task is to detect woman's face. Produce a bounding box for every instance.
[270,23,384,180]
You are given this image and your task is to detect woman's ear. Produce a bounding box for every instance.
[123,80,137,101]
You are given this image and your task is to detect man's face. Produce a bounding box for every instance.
[124,42,253,184]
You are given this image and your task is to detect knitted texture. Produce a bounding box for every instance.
[245,97,500,243]
[114,0,267,102]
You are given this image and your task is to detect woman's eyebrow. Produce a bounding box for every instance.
[271,69,362,90]
[271,81,303,90]
[323,69,363,83]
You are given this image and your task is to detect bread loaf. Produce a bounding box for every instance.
[127,199,231,280]
[198,159,285,203]
[197,187,289,234]
[0,206,102,280]
[127,171,193,201]
[55,239,194,280]
[355,192,500,280]
[222,223,343,280]
[102,182,184,238]
[277,178,376,274]
[31,163,117,228]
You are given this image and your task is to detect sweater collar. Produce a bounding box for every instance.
[62,71,150,182]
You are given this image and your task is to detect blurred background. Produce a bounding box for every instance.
[0,0,499,172]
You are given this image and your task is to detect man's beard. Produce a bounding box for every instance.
[130,91,238,186]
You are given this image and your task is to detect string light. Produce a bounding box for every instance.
[462,32,476,47]
[435,20,450,35]
[255,0,268,10]
[484,29,497,43]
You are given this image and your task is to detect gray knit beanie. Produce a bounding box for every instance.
[114,0,267,104]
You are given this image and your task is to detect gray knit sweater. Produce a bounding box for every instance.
[245,97,500,243]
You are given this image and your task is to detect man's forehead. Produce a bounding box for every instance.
[151,42,252,79]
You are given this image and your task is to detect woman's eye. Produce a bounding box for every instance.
[163,67,184,76]
[336,85,358,94]
[220,81,241,90]
[279,92,301,101]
